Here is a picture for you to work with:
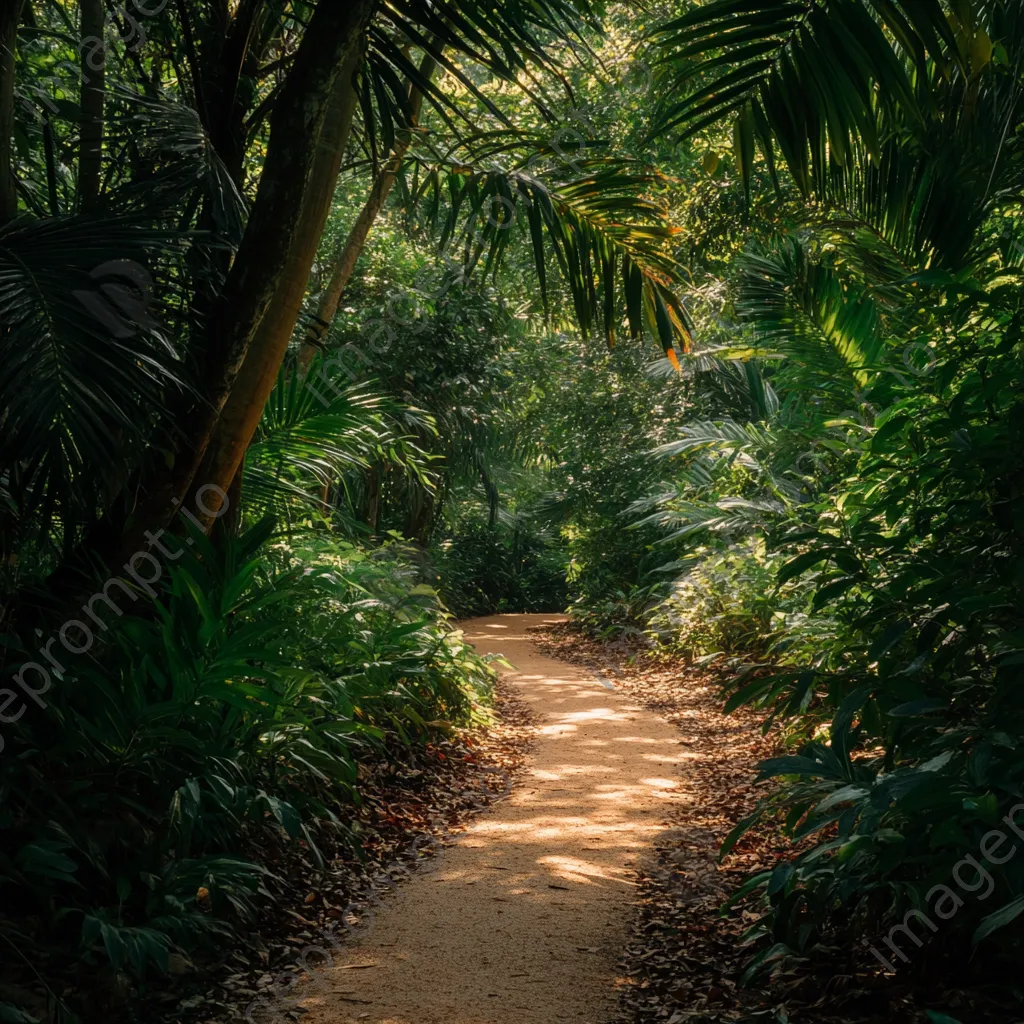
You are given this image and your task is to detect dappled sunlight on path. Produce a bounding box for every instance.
[300,614,684,1024]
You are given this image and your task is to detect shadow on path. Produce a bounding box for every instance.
[300,614,684,1024]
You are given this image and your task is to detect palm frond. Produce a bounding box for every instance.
[652,418,776,465]
[729,239,885,394]
[359,0,605,163]
[650,0,957,194]
[106,88,248,242]
[244,363,437,517]
[0,216,186,538]
[629,490,786,542]
[411,155,693,361]
[651,416,824,506]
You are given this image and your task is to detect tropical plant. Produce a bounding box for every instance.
[0,520,494,1018]
[613,0,1024,999]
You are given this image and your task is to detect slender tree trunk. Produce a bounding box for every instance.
[191,42,364,520]
[0,1,20,223]
[77,0,105,211]
[116,0,374,551]
[365,467,381,536]
[208,0,266,182]
[297,53,437,374]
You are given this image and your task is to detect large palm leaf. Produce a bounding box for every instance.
[105,89,248,242]
[648,0,1024,276]
[244,362,436,520]
[410,154,694,362]
[0,216,186,542]
[731,238,886,395]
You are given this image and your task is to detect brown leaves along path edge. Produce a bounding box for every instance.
[133,680,535,1024]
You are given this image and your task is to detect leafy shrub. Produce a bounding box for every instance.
[0,522,493,1015]
[645,540,787,657]
[431,518,568,618]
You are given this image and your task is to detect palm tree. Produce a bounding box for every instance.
[2,0,696,617]
[0,0,700,598]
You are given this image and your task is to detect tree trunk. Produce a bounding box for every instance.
[117,0,375,550]
[297,53,437,374]
[190,42,365,521]
[364,467,381,536]
[77,0,105,211]
[0,1,20,223]
[208,0,267,183]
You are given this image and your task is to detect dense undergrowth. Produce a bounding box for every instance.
[4,0,1024,1021]
[591,287,1024,1008]
[0,521,495,1019]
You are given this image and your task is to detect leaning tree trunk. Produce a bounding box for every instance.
[190,43,365,521]
[297,52,437,374]
[0,1,19,223]
[116,0,375,553]
[77,0,105,211]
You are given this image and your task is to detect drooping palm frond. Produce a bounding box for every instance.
[411,155,693,362]
[244,362,437,519]
[359,0,605,163]
[812,37,1024,274]
[649,0,959,194]
[0,216,186,540]
[651,413,833,503]
[684,356,781,422]
[815,137,986,275]
[627,443,790,543]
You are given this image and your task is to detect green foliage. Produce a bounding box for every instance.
[652,0,958,196]
[245,362,436,526]
[0,524,493,1001]
[645,540,787,656]
[431,513,568,617]
[412,154,694,358]
[7,0,1024,1016]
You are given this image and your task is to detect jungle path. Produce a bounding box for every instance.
[301,613,684,1024]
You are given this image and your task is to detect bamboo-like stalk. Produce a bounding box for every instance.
[297,52,437,375]
[77,0,105,211]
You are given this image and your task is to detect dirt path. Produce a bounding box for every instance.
[300,613,684,1024]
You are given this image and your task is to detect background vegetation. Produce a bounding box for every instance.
[1,0,1023,1021]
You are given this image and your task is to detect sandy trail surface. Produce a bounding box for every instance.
[300,613,684,1024]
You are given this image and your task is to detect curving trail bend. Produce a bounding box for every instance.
[300,613,684,1024]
